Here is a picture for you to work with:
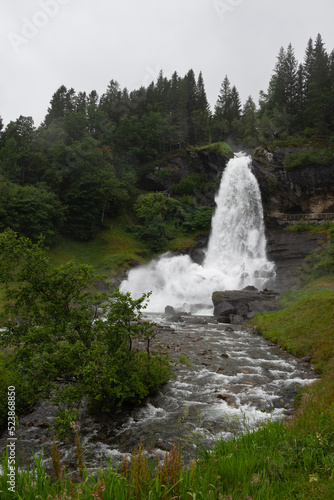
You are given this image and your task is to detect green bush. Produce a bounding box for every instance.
[182,206,214,231]
[170,174,204,196]
[0,230,172,435]
[284,147,334,170]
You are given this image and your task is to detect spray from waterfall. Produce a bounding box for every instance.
[120,154,275,313]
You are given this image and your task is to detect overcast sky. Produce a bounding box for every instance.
[1,0,334,128]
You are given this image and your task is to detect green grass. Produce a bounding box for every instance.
[49,217,152,277]
[285,220,334,234]
[178,354,192,366]
[253,289,334,370]
[195,141,234,158]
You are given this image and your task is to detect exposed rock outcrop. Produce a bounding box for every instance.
[266,228,328,291]
[252,146,334,215]
[140,147,230,205]
[212,287,280,324]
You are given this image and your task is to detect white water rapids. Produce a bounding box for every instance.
[120,154,275,313]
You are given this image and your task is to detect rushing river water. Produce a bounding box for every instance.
[1,314,317,473]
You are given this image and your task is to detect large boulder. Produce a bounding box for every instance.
[212,287,280,321]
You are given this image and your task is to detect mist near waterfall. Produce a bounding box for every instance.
[120,154,275,313]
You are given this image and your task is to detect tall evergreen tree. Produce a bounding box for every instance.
[99,80,123,123]
[241,96,257,145]
[213,76,242,140]
[44,86,76,127]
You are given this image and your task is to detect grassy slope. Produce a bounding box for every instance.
[49,218,206,278]
[49,217,152,277]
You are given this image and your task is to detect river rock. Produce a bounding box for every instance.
[230,314,244,325]
[165,305,175,315]
[216,394,237,406]
[168,314,185,322]
[212,288,280,318]
[217,316,231,324]
[184,317,208,325]
[214,301,236,317]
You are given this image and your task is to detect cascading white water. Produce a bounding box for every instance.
[120,154,275,312]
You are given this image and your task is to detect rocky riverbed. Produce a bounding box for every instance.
[0,313,318,475]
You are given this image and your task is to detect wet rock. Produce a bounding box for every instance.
[243,285,258,291]
[298,356,312,364]
[36,422,49,428]
[214,301,236,317]
[235,302,249,317]
[169,314,185,323]
[212,289,280,317]
[186,317,208,325]
[156,441,174,452]
[248,300,279,313]
[162,326,176,332]
[224,326,234,332]
[217,316,231,324]
[165,305,175,315]
[231,314,244,325]
[216,394,237,406]
[220,353,229,358]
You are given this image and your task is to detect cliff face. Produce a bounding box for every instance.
[140,148,229,205]
[251,147,334,215]
[141,145,334,216]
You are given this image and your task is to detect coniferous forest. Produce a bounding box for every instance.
[1,33,334,244]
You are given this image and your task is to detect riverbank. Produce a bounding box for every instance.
[1,284,334,498]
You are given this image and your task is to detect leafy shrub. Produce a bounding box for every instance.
[284,147,334,170]
[170,174,204,196]
[0,230,173,435]
[131,217,168,253]
[182,206,214,232]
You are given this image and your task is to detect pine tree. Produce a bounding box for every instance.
[44,86,76,126]
[303,37,314,89]
[213,76,231,140]
[99,80,123,123]
[196,71,210,112]
[241,96,257,144]
[311,34,330,88]
[303,34,331,131]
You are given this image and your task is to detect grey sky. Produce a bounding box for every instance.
[1,0,334,127]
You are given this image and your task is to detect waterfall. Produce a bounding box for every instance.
[120,154,275,313]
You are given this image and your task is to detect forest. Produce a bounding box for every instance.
[1,33,334,245]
